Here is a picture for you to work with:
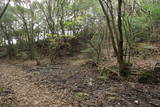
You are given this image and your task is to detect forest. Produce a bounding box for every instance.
[0,0,160,106]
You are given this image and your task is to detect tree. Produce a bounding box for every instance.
[98,0,128,76]
[0,5,16,58]
[0,0,11,20]
[13,0,39,59]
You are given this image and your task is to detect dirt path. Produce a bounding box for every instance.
[0,63,68,107]
[0,57,160,107]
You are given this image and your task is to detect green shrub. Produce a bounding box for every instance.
[138,71,153,83]
[0,88,4,92]
[80,48,95,59]
[16,51,28,59]
[82,28,105,63]
[98,67,109,80]
[0,50,7,57]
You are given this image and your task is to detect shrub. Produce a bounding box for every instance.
[16,51,28,60]
[138,71,153,84]
[98,67,109,80]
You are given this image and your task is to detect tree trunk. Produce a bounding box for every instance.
[117,0,127,76]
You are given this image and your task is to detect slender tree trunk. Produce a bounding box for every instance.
[117,0,127,76]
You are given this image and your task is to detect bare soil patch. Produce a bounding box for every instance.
[0,55,160,107]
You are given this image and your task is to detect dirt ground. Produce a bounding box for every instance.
[0,54,160,107]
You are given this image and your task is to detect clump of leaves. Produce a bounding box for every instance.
[76,92,88,98]
[98,67,109,80]
[98,66,121,80]
[0,88,4,92]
